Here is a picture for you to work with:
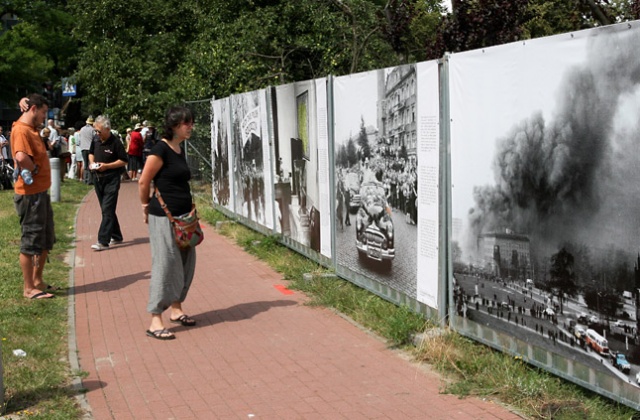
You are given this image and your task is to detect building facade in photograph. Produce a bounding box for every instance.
[379,65,417,164]
[477,230,531,279]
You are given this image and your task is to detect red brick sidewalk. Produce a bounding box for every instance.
[71,181,522,419]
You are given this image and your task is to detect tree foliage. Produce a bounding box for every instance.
[429,0,640,59]
[549,247,578,303]
[357,116,371,160]
[0,0,77,105]
[4,0,640,128]
[68,0,400,128]
[347,137,358,167]
[583,288,622,318]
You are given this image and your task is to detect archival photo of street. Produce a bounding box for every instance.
[450,23,640,407]
[230,90,273,229]
[211,97,234,213]
[334,65,418,299]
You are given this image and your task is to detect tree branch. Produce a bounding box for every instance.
[583,0,611,25]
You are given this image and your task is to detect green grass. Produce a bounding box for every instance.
[0,180,91,418]
[193,185,639,419]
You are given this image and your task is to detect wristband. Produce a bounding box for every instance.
[142,203,149,208]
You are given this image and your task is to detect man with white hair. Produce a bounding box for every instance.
[140,120,149,140]
[88,115,128,251]
[42,119,60,157]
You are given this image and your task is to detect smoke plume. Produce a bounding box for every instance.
[468,27,640,258]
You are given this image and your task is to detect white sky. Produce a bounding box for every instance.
[449,31,591,222]
[333,70,379,146]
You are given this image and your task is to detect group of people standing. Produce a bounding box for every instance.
[10,93,198,341]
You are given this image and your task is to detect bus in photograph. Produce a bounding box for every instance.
[585,329,609,356]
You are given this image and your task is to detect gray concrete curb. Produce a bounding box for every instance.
[67,193,93,419]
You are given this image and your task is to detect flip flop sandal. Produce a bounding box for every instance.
[170,314,196,327]
[146,329,175,340]
[29,291,55,299]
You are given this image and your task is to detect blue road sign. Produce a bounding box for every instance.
[62,78,76,97]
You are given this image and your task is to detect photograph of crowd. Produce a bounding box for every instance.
[334,65,418,298]
[231,90,270,227]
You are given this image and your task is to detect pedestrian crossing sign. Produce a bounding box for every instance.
[62,78,77,97]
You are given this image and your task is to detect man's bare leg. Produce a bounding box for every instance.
[21,251,53,298]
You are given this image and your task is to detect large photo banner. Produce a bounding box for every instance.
[211,97,234,213]
[271,78,331,258]
[333,63,439,307]
[230,89,274,230]
[449,22,640,409]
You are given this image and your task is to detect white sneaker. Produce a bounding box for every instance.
[110,238,123,245]
[91,242,109,251]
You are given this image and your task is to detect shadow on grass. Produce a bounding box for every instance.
[3,378,102,415]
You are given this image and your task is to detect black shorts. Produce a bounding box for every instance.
[14,191,55,255]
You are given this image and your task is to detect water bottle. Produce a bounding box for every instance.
[21,168,33,185]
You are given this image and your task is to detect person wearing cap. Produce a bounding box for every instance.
[77,117,97,184]
[127,123,144,181]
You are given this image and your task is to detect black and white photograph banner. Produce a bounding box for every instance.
[449,21,640,409]
[230,89,274,230]
[211,97,234,213]
[333,64,426,301]
[271,78,330,257]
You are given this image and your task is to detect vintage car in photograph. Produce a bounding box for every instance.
[355,181,394,265]
[610,351,631,373]
[345,172,362,212]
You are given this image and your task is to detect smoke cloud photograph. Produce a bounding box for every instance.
[449,23,640,408]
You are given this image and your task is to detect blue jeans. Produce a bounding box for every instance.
[94,173,123,245]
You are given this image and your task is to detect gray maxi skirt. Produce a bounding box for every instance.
[147,214,196,314]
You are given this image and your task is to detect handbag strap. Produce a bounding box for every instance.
[154,187,177,223]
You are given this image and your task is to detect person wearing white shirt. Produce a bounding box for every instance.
[77,117,96,184]
[67,128,78,179]
[140,120,149,140]
[42,119,59,152]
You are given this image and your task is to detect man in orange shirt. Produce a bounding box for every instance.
[11,93,56,299]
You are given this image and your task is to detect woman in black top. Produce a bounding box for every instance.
[139,106,196,340]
